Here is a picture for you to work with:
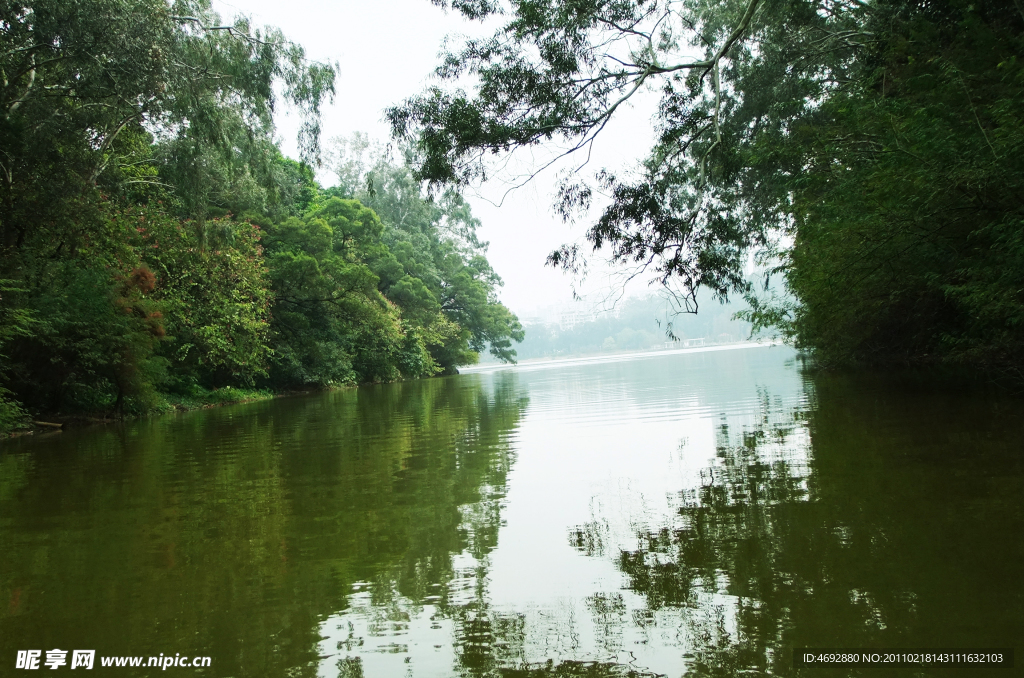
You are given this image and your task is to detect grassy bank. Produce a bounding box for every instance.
[2,386,280,439]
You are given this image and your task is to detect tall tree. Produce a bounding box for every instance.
[333,139,524,370]
[390,0,1024,368]
[388,0,786,305]
[0,0,335,250]
[0,0,336,419]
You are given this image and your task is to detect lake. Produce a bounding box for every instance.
[2,345,1021,676]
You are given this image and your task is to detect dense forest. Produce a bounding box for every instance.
[0,0,522,433]
[4,0,1022,435]
[390,0,1024,374]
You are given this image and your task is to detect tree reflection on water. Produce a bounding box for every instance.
[567,374,1024,677]
[3,361,1021,678]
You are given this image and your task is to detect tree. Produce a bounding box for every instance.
[0,0,335,251]
[4,212,171,414]
[261,198,439,386]
[127,206,274,388]
[388,0,787,305]
[391,0,1024,368]
[0,0,336,418]
[333,140,524,370]
[775,0,1024,366]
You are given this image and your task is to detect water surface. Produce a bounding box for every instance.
[2,345,1022,676]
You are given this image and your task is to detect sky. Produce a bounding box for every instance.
[210,0,661,319]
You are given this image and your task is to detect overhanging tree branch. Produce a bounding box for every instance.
[170,16,280,47]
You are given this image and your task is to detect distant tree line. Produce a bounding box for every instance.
[392,0,1024,373]
[0,0,521,432]
[510,293,752,361]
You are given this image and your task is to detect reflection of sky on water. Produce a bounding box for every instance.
[319,344,808,676]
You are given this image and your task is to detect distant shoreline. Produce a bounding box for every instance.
[461,340,785,374]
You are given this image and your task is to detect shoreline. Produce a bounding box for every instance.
[461,340,785,374]
[2,387,328,441]
[5,343,783,440]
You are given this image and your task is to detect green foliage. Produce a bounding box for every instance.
[0,0,336,247]
[123,205,274,387]
[0,279,30,431]
[5,259,168,415]
[262,198,435,387]
[0,0,336,419]
[0,392,26,435]
[160,385,274,410]
[334,141,525,371]
[0,0,520,423]
[777,1,1024,366]
[391,0,1024,370]
[387,0,777,301]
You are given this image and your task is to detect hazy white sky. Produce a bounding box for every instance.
[211,0,659,317]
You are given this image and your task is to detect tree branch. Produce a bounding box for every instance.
[170,16,280,47]
[6,55,36,119]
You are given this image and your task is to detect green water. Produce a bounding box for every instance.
[1,345,1021,677]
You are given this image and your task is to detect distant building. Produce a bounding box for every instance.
[559,310,597,331]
